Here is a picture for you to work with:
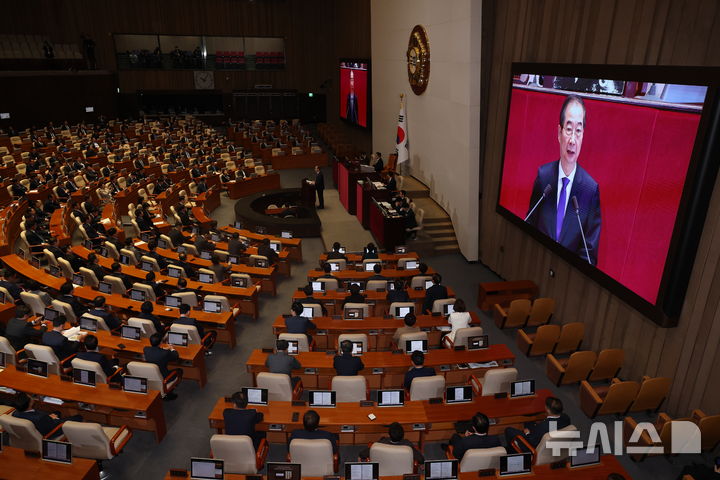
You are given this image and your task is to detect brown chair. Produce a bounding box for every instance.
[553,322,584,355]
[546,351,597,386]
[690,409,720,452]
[587,348,624,382]
[627,376,671,413]
[516,324,560,356]
[493,298,531,329]
[579,378,639,418]
[525,298,555,327]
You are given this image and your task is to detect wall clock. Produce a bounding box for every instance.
[194,70,215,90]
[407,25,430,95]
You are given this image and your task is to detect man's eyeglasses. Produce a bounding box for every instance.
[563,125,583,139]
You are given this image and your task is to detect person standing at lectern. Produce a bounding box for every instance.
[526,95,601,265]
[309,165,325,209]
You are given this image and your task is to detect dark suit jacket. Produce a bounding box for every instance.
[76,350,114,377]
[525,414,571,447]
[88,308,121,330]
[346,93,359,123]
[333,353,364,376]
[88,263,105,281]
[168,228,185,247]
[223,408,264,437]
[174,316,205,338]
[290,428,339,453]
[404,366,436,390]
[326,251,347,261]
[0,280,22,300]
[258,244,278,265]
[450,433,502,460]
[138,312,165,335]
[374,158,384,173]
[300,296,327,315]
[285,316,316,335]
[423,284,448,313]
[227,239,244,256]
[343,293,366,307]
[387,289,410,303]
[13,410,62,436]
[143,345,179,377]
[315,171,325,191]
[5,317,44,350]
[42,330,78,359]
[60,294,86,316]
[526,160,601,265]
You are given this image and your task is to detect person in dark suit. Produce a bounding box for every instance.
[326,242,347,261]
[385,171,397,191]
[313,165,325,209]
[359,422,424,463]
[109,262,133,290]
[504,397,571,451]
[174,303,205,338]
[42,316,80,359]
[333,339,364,375]
[367,263,387,281]
[196,178,208,194]
[76,334,117,377]
[676,457,720,480]
[209,255,229,282]
[299,285,327,315]
[373,152,384,173]
[393,312,421,343]
[526,95,601,265]
[223,390,266,448]
[142,271,165,298]
[171,253,196,280]
[143,333,181,400]
[404,351,436,390]
[5,305,46,351]
[253,239,276,266]
[387,280,410,303]
[345,70,359,124]
[194,234,215,254]
[0,269,23,301]
[138,300,165,335]
[447,412,502,460]
[423,273,448,313]
[289,410,339,453]
[361,243,378,260]
[285,302,316,341]
[342,283,366,307]
[167,223,186,248]
[12,392,81,436]
[146,241,168,270]
[227,232,245,256]
[86,253,106,281]
[88,296,121,330]
[58,282,87,317]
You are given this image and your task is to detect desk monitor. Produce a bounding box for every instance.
[98,281,112,294]
[168,332,189,347]
[364,262,379,272]
[311,281,325,292]
[168,266,183,278]
[49,265,62,277]
[203,300,222,313]
[176,245,187,254]
[424,280,434,290]
[130,289,146,302]
[30,256,41,269]
[44,307,59,322]
[344,307,364,320]
[279,339,299,355]
[0,351,5,368]
[338,247,346,254]
[234,221,243,229]
[72,273,84,286]
[345,462,379,480]
[122,375,148,394]
[301,306,314,318]
[387,282,395,291]
[255,257,269,268]
[121,325,142,341]
[569,445,601,468]
[140,261,154,272]
[191,227,200,235]
[351,341,363,356]
[445,385,473,404]
[231,276,248,288]
[119,254,131,265]
[395,245,408,254]
[165,295,182,308]
[267,463,301,480]
[228,255,239,265]
[443,303,455,316]
[79,316,98,332]
[0,291,4,304]
[377,389,404,407]
[73,368,96,387]
[140,232,152,243]
[157,238,168,249]
[309,390,336,407]
[468,335,489,351]
[255,226,267,234]
[405,339,428,354]
[83,240,94,250]
[200,250,212,260]
[210,233,221,242]
[510,380,536,398]
[330,262,340,272]
[270,242,280,252]
[27,359,48,378]
[395,305,414,318]
[499,453,532,476]
[348,280,365,292]
[281,231,293,239]
[405,261,418,271]
[198,273,214,284]
[42,439,72,464]
[98,246,109,257]
[190,457,224,480]
[242,387,269,406]
[424,460,458,480]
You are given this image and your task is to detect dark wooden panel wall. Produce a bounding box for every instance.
[479,0,720,416]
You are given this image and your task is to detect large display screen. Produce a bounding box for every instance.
[339,59,369,128]
[497,64,717,323]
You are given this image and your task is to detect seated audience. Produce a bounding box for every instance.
[143,333,181,400]
[342,283,366,307]
[393,312,421,343]
[423,273,448,313]
[265,339,301,386]
[504,397,571,451]
[447,412,501,460]
[285,302,316,341]
[289,410,338,453]
[404,350,436,390]
[76,334,118,377]
[359,422,424,463]
[12,392,82,436]
[223,390,266,448]
[333,339,364,376]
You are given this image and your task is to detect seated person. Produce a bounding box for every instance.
[142,271,165,298]
[0,268,23,301]
[361,242,379,260]
[446,298,471,344]
[289,409,338,453]
[171,253,196,280]
[393,312,421,343]
[422,273,448,314]
[447,412,502,460]
[227,232,245,256]
[299,284,328,315]
[367,263,386,281]
[42,315,80,359]
[58,281,87,317]
[209,255,229,282]
[326,242,347,261]
[138,300,165,335]
[359,421,424,463]
[12,392,82,437]
[26,279,53,307]
[109,261,133,289]
[333,339,364,376]
[257,238,279,265]
[76,334,118,377]
[504,397,571,451]
[412,263,430,281]
[146,241,168,270]
[223,390,266,448]
[676,457,720,480]
[143,333,181,400]
[265,339,301,386]
[88,296,122,330]
[86,253,106,281]
[318,262,334,279]
[5,305,46,351]
[404,350,436,390]
[285,302,316,342]
[174,303,205,338]
[387,280,410,303]
[342,283,366,307]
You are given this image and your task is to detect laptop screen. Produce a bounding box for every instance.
[121,325,142,340]
[405,339,428,354]
[443,303,455,315]
[301,306,314,318]
[176,246,186,254]
[445,385,473,404]
[345,462,379,480]
[73,368,96,387]
[364,262,378,272]
[510,380,536,398]
[569,445,601,468]
[203,300,221,313]
[348,281,364,291]
[157,239,168,249]
[79,316,98,332]
[424,460,458,480]
[267,463,301,480]
[190,458,224,480]
[330,262,340,272]
[255,258,268,268]
[270,242,280,252]
[424,280,434,290]
[242,387,269,406]
[311,281,325,292]
[44,307,59,321]
[468,335,489,350]
[141,261,154,272]
[72,273,84,286]
[98,246,109,257]
[27,359,48,377]
[165,295,182,308]
[405,260,418,270]
[280,339,299,355]
[167,266,182,278]
[395,305,414,318]
[377,389,404,407]
[234,221,243,229]
[281,231,293,239]
[42,439,72,464]
[351,341,363,356]
[228,255,239,265]
[309,390,336,407]
[499,453,532,476]
[198,273,214,284]
[122,375,148,394]
[231,276,248,287]
[210,233,221,242]
[338,247,346,254]
[49,265,62,277]
[168,332,189,347]
[98,281,112,294]
[200,251,212,260]
[120,254,131,265]
[344,307,364,320]
[130,289,146,302]
[395,246,407,254]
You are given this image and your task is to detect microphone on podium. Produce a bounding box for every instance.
[524,184,552,222]
[572,196,592,265]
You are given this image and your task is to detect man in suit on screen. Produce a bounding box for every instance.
[526,94,601,265]
[346,70,359,124]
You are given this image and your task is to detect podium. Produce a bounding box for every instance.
[301,178,316,207]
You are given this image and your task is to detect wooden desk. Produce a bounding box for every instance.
[268,151,329,170]
[319,252,419,263]
[0,445,100,480]
[477,280,539,310]
[0,200,26,256]
[195,185,221,213]
[245,346,514,389]
[225,173,281,200]
[369,199,406,252]
[306,267,437,282]
[221,225,303,262]
[0,365,167,442]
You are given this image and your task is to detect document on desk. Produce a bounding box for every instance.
[351,464,375,480]
[247,389,262,404]
[316,391,332,405]
[62,326,81,339]
[430,461,452,479]
[468,361,498,369]
[506,454,525,472]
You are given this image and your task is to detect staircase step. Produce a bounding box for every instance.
[424,222,452,230]
[430,236,459,246]
[423,217,451,224]
[435,244,460,253]
[426,228,456,236]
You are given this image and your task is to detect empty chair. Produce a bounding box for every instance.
[512,425,578,465]
[317,278,339,291]
[331,375,367,402]
[210,434,268,474]
[43,248,59,267]
[369,443,414,476]
[254,165,265,175]
[79,267,100,288]
[289,438,337,476]
[409,275,432,289]
[58,257,75,279]
[256,372,302,402]
[397,257,418,269]
[516,324,561,356]
[244,158,255,168]
[126,361,181,398]
[622,414,693,462]
[301,303,323,317]
[579,379,640,418]
[432,298,456,313]
[0,415,47,451]
[690,409,720,452]
[366,279,388,291]
[71,357,120,384]
[104,242,120,259]
[546,351,597,386]
[249,254,268,267]
[279,333,312,352]
[204,295,239,316]
[20,292,47,316]
[442,326,484,349]
[628,376,672,413]
[342,303,370,318]
[327,259,346,270]
[453,446,507,472]
[0,336,20,365]
[526,298,555,327]
[553,322,585,355]
[79,313,111,332]
[131,283,156,302]
[24,344,67,375]
[471,368,518,396]
[173,291,199,307]
[389,302,415,318]
[409,375,445,401]
[337,333,368,353]
[128,317,157,337]
[103,275,128,295]
[169,324,214,349]
[494,299,531,329]
[74,175,86,188]
[140,256,161,272]
[120,248,138,265]
[587,349,624,382]
[61,421,132,467]
[181,243,199,256]
[397,331,428,351]
[230,273,251,287]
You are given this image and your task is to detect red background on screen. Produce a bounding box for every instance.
[499,88,702,304]
[339,66,368,127]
